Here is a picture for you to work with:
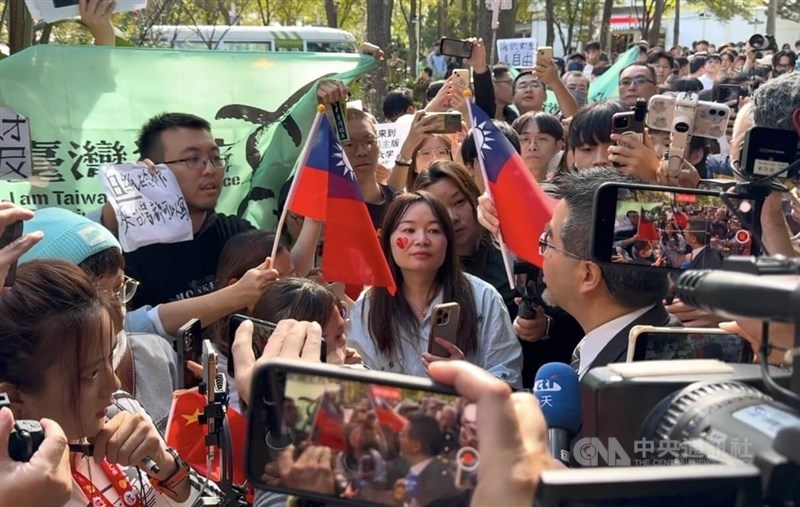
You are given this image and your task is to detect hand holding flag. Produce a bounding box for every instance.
[468,101,557,268]
[278,111,396,294]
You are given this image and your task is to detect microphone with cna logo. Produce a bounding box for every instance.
[533,362,581,467]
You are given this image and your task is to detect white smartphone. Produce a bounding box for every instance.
[646,94,730,139]
[537,46,554,64]
[452,68,470,89]
[626,326,754,363]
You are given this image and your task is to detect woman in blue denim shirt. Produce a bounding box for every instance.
[348,192,523,388]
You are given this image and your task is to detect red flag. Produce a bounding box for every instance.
[165,391,248,487]
[469,102,557,267]
[369,387,407,433]
[310,391,347,452]
[673,210,689,230]
[637,207,660,241]
[288,116,396,294]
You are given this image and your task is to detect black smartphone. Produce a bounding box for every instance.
[440,37,473,59]
[591,182,757,272]
[1,220,24,287]
[627,326,755,363]
[227,314,326,377]
[176,318,202,389]
[246,360,478,506]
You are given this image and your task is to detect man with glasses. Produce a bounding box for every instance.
[618,64,659,107]
[94,112,257,308]
[514,168,676,378]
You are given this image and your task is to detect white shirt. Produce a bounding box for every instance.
[348,274,523,388]
[576,305,656,378]
[692,245,706,261]
[698,74,714,90]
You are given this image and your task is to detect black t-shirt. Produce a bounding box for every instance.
[125,213,254,308]
[366,184,401,232]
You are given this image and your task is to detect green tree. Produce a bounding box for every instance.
[778,0,800,23]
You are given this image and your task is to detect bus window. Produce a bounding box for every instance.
[223,41,273,51]
[306,41,357,53]
[274,38,303,51]
[173,40,221,50]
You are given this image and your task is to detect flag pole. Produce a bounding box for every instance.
[466,94,515,289]
[270,106,326,261]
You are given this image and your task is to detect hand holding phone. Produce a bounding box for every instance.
[230,319,327,407]
[0,204,41,288]
[424,303,463,363]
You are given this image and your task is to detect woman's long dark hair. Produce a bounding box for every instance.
[366,192,478,359]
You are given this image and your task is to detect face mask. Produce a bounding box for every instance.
[571,90,588,106]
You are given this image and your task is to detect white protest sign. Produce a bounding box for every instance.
[496,38,537,68]
[375,121,411,168]
[25,0,147,23]
[100,163,193,252]
[0,107,33,181]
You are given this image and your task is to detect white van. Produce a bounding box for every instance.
[150,25,358,53]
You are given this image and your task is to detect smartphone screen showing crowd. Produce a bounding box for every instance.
[246,360,478,506]
[592,183,757,272]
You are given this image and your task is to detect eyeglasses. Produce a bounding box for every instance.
[619,76,655,88]
[538,230,583,259]
[163,155,227,170]
[342,137,378,151]
[116,276,140,304]
[417,148,451,158]
[516,81,543,91]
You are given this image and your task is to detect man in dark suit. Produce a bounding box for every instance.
[398,412,459,507]
[686,218,723,269]
[527,168,677,379]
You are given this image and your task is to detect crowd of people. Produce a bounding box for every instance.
[1,1,799,506]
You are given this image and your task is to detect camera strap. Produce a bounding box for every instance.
[72,459,146,507]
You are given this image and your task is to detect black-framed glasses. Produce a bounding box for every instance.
[538,230,583,259]
[116,275,140,304]
[163,155,227,170]
[619,76,655,87]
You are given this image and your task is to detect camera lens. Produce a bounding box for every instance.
[749,34,764,49]
[614,117,630,128]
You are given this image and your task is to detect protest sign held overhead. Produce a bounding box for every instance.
[24,0,147,23]
[100,163,193,252]
[497,38,537,68]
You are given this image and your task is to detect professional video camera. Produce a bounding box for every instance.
[749,33,778,53]
[538,130,800,505]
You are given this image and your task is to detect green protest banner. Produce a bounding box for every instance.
[0,45,376,228]
[588,46,640,103]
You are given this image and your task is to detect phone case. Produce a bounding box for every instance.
[176,319,201,389]
[429,303,461,356]
[646,95,729,139]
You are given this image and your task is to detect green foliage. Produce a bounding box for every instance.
[686,0,763,21]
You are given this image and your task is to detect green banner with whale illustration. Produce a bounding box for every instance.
[0,45,376,228]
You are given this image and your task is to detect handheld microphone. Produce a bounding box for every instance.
[676,270,800,322]
[533,363,581,467]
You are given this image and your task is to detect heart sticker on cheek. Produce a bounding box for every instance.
[396,237,409,250]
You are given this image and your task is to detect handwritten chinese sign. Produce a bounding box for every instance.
[0,107,32,181]
[100,163,193,252]
[496,38,537,69]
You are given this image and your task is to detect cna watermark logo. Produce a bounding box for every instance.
[572,436,755,467]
